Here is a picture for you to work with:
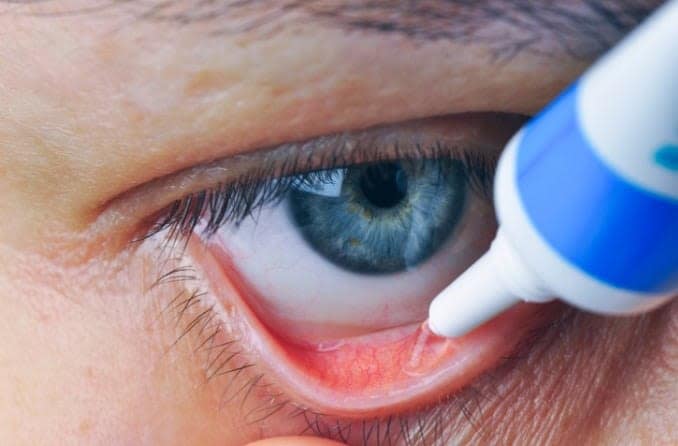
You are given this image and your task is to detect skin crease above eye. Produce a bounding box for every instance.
[0,1,676,446]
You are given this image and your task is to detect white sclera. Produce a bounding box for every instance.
[213,190,496,344]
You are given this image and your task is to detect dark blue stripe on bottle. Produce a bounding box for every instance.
[516,83,678,293]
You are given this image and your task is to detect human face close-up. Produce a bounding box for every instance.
[0,1,676,445]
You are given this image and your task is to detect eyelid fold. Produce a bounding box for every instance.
[91,113,525,243]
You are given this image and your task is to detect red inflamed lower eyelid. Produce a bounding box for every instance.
[188,236,557,418]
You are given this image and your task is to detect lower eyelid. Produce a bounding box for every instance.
[184,232,559,420]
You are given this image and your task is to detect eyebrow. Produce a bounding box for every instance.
[6,0,660,60]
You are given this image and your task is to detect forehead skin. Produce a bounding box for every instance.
[0,0,659,247]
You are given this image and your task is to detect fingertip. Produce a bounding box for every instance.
[245,436,347,446]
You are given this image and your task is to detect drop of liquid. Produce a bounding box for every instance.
[314,339,346,352]
[403,320,456,377]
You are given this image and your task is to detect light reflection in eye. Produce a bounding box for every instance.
[209,156,497,345]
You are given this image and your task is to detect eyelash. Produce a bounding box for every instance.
[142,140,497,245]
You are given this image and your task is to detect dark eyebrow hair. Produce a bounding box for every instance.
[3,0,661,59]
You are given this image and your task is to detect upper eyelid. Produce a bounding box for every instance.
[91,113,522,241]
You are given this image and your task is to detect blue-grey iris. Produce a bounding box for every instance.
[287,159,467,274]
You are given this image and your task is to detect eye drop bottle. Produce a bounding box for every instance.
[428,0,678,338]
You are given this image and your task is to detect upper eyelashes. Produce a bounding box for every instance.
[94,113,524,246]
[143,141,496,246]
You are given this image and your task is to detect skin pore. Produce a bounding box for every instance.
[0,1,676,445]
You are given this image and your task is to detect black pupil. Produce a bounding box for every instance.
[359,162,408,208]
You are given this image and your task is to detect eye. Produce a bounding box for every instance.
[149,114,553,416]
[210,157,496,345]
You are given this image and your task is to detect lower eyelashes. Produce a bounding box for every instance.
[288,159,467,274]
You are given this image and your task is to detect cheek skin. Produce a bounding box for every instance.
[0,238,275,445]
[473,304,678,445]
